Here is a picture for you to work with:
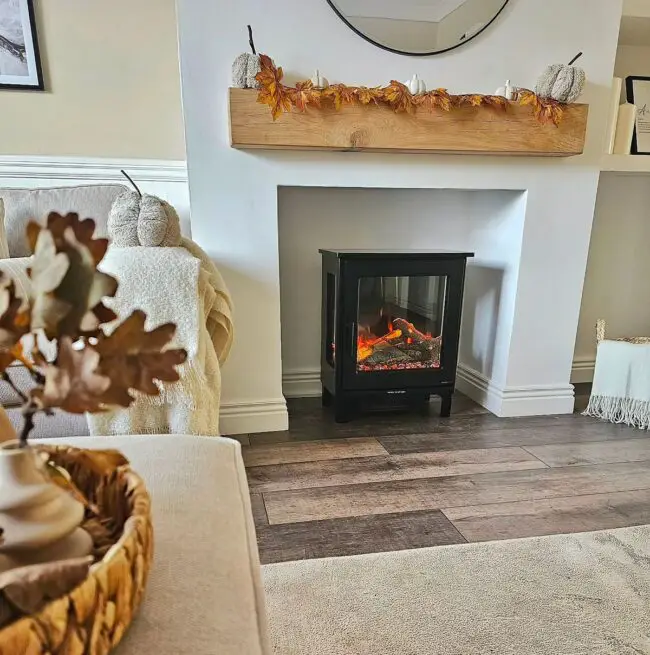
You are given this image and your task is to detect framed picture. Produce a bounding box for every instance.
[0,0,43,90]
[626,76,650,155]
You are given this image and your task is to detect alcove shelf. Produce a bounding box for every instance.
[229,89,588,157]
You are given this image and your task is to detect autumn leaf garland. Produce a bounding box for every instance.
[255,54,567,126]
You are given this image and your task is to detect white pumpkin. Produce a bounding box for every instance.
[404,74,426,95]
[495,79,517,100]
[231,26,261,89]
[534,53,586,103]
[311,69,329,89]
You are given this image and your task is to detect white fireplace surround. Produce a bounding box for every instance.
[176,0,622,434]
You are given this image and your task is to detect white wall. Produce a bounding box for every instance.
[176,0,622,433]
[279,188,525,397]
[573,43,650,380]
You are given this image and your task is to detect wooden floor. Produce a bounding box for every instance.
[242,391,650,564]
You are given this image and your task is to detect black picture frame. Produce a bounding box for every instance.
[626,76,650,155]
[0,0,44,91]
[325,0,510,57]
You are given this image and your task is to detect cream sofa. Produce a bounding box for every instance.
[0,184,192,438]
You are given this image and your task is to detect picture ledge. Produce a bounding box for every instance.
[229,88,589,157]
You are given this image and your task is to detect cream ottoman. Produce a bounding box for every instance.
[37,435,270,655]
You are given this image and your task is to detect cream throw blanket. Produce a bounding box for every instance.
[584,340,650,429]
[87,238,233,436]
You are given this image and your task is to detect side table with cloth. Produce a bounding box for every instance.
[36,435,271,655]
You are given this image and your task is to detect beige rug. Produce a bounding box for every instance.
[263,525,650,655]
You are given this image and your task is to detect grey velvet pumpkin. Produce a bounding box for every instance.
[232,53,261,89]
[231,26,261,89]
[535,64,586,103]
[108,190,181,248]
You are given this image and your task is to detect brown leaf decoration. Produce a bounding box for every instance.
[0,273,29,369]
[382,81,415,114]
[256,53,292,120]
[28,214,118,339]
[288,80,321,112]
[355,86,383,106]
[0,556,92,627]
[30,337,110,413]
[94,310,187,407]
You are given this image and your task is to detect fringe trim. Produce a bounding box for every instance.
[583,394,650,430]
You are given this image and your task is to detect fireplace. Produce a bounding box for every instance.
[320,249,473,422]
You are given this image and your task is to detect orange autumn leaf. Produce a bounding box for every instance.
[413,89,452,112]
[289,80,322,112]
[256,54,292,120]
[355,86,383,106]
[323,84,356,110]
[382,81,415,114]
[481,95,509,111]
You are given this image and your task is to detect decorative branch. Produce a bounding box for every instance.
[248,25,256,55]
[19,404,38,448]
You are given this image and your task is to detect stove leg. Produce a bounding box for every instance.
[440,392,452,418]
[322,386,333,407]
[334,396,354,423]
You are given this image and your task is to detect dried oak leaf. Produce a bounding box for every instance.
[0,273,29,373]
[28,214,118,339]
[481,95,508,111]
[94,310,187,407]
[256,54,292,120]
[381,81,416,114]
[30,337,111,413]
[289,80,321,112]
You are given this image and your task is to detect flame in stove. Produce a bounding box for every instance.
[357,317,442,371]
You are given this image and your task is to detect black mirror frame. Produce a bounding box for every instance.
[325,0,510,57]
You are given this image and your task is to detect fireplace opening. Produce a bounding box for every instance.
[321,249,473,422]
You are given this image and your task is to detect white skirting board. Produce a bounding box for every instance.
[283,365,577,417]
[456,364,575,417]
[219,398,289,435]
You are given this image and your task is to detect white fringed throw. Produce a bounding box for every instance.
[87,240,233,436]
[584,340,650,429]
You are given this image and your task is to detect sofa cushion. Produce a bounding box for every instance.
[0,185,127,257]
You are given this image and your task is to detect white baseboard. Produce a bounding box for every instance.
[219,398,288,435]
[283,368,321,397]
[286,364,575,417]
[457,363,575,417]
[571,357,595,384]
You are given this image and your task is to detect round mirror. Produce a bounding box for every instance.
[326,0,510,56]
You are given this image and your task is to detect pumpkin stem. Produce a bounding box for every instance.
[121,169,142,198]
[568,52,583,66]
[248,25,256,55]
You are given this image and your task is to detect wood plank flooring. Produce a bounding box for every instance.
[244,393,650,564]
